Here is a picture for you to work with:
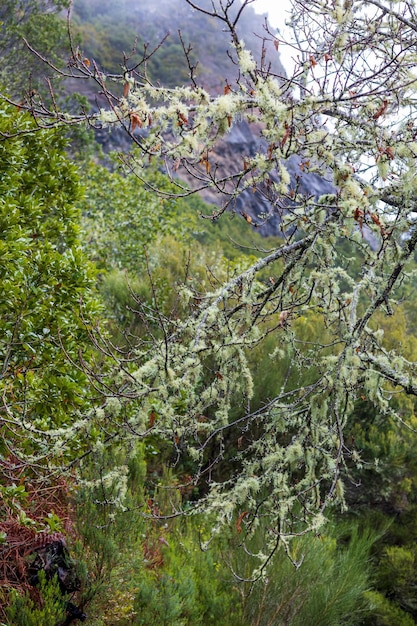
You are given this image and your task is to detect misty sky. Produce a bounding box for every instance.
[253,0,294,72]
[253,0,291,29]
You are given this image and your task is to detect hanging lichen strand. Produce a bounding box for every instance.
[5,0,417,570]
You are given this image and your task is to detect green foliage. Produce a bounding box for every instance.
[347,403,417,512]
[5,572,67,626]
[191,200,284,262]
[72,407,381,626]
[81,162,280,278]
[72,1,196,84]
[238,525,377,626]
[80,162,188,272]
[345,306,417,513]
[363,591,416,626]
[132,521,244,626]
[73,444,157,623]
[0,100,100,459]
[6,3,417,622]
[0,1,69,97]
[71,0,283,87]
[72,16,141,75]
[357,535,417,624]
[148,43,195,87]
[82,170,272,350]
[378,544,417,613]
[74,446,243,625]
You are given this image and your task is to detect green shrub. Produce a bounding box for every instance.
[5,573,67,626]
[132,519,244,626]
[363,590,416,626]
[237,524,377,626]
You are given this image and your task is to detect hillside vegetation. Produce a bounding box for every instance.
[2,2,417,625]
[71,0,285,88]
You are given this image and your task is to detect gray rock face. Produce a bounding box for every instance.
[92,116,338,238]
[232,154,336,237]
[181,120,337,237]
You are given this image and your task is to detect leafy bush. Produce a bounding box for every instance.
[235,524,377,626]
[5,572,67,626]
[132,519,244,626]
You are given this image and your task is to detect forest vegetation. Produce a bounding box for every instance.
[2,1,417,624]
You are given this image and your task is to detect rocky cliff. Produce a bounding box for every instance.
[72,0,336,237]
[176,119,336,237]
